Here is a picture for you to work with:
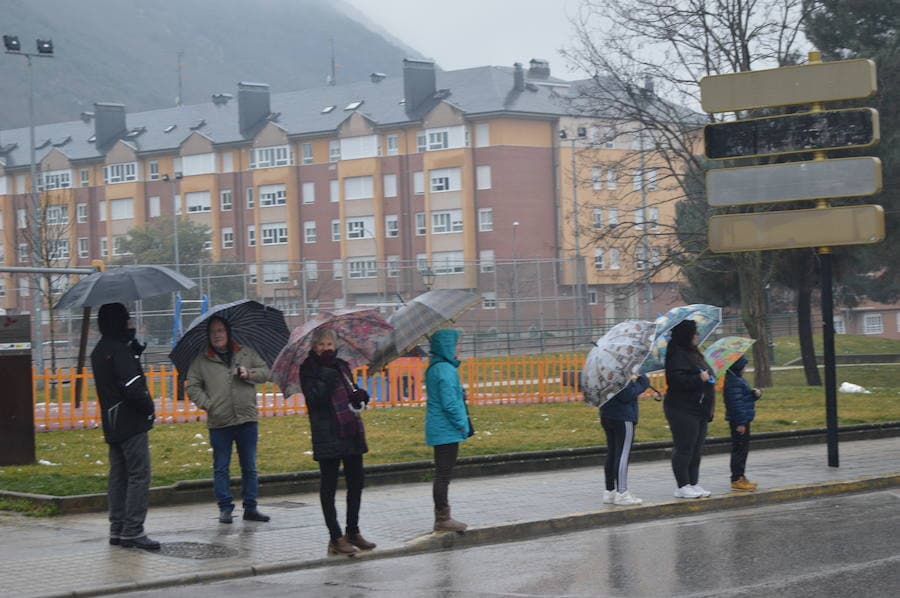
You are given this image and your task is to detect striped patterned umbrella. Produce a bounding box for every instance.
[368,289,480,371]
[270,308,394,397]
[168,299,289,376]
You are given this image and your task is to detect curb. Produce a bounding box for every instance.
[5,421,899,515]
[47,472,900,598]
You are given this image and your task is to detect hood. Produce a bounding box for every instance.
[729,356,748,375]
[429,328,459,364]
[97,303,129,339]
[669,319,698,349]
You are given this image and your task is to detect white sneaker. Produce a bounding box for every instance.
[691,484,712,497]
[614,490,643,506]
[603,490,616,504]
[674,485,704,499]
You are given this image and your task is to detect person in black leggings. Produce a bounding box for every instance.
[300,328,374,555]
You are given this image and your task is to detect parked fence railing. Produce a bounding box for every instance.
[31,355,673,432]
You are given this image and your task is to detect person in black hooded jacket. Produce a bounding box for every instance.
[664,319,716,500]
[90,303,159,550]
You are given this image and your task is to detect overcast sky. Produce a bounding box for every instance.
[345,0,583,76]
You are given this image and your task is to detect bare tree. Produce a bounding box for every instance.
[562,0,813,386]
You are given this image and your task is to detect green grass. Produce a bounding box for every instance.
[771,334,900,367]
[2,367,898,499]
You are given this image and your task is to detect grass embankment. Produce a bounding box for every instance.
[770,334,900,367]
[2,364,898,506]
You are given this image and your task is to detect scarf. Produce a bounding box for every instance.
[308,350,364,440]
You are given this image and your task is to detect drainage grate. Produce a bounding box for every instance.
[157,542,239,560]
[260,500,309,509]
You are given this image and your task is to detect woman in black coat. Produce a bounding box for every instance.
[300,328,374,556]
[664,319,716,499]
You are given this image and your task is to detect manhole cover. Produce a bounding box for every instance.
[261,500,309,509]
[157,542,239,559]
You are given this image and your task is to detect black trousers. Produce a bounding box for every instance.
[318,454,364,541]
[664,405,708,488]
[432,443,459,510]
[601,418,635,492]
[729,421,752,481]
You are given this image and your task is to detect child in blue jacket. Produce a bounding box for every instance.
[724,356,762,491]
[600,373,650,506]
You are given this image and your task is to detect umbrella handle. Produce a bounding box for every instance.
[647,383,663,402]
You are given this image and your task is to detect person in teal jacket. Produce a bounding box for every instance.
[424,328,471,533]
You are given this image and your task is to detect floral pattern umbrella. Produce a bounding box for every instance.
[270,307,394,397]
[704,336,755,379]
[583,320,656,407]
[640,304,723,373]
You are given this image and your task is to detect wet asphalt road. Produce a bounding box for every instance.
[121,490,900,597]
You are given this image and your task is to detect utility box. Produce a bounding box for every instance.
[0,315,35,465]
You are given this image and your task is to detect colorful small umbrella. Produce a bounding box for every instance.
[583,320,656,407]
[640,304,723,373]
[271,307,394,397]
[704,336,755,379]
[168,299,289,375]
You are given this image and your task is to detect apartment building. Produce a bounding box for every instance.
[0,59,684,329]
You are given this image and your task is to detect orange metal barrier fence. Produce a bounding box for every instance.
[31,355,672,431]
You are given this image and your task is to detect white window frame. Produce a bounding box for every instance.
[346,216,375,240]
[429,167,461,193]
[301,143,313,165]
[103,162,138,184]
[46,204,68,226]
[386,134,399,155]
[39,169,72,191]
[608,247,620,269]
[479,249,495,273]
[149,196,161,218]
[246,187,254,209]
[250,145,292,169]
[247,225,256,247]
[304,260,318,281]
[594,248,605,270]
[385,214,399,238]
[476,165,491,190]
[330,180,339,203]
[109,198,134,220]
[259,184,287,207]
[220,189,233,211]
[260,222,288,245]
[77,237,89,258]
[111,236,129,257]
[303,220,317,243]
[181,153,216,176]
[185,191,211,213]
[416,132,427,152]
[592,166,602,190]
[80,168,90,187]
[475,123,490,148]
[428,129,449,150]
[348,257,378,279]
[413,171,424,195]
[331,219,341,242]
[478,208,493,232]
[431,209,463,234]
[607,207,618,226]
[592,207,603,228]
[833,317,846,334]
[329,140,341,162]
[383,173,397,198]
[387,255,400,278]
[221,227,234,249]
[333,259,344,280]
[415,212,426,236]
[863,313,884,335]
[432,251,465,275]
[262,262,290,284]
[48,239,69,260]
[344,176,374,200]
[482,291,497,309]
[148,161,160,181]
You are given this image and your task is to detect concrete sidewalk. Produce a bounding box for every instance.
[1,437,898,598]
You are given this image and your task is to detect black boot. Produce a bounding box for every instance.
[120,535,161,550]
[243,508,270,522]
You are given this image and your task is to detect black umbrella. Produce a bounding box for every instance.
[56,265,196,310]
[168,299,289,375]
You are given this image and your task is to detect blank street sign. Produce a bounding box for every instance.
[704,108,878,160]
[708,205,885,253]
[706,157,882,207]
[700,59,877,113]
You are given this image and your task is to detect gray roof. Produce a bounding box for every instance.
[0,65,647,170]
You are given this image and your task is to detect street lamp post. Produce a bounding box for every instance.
[162,172,183,345]
[420,266,436,291]
[512,221,519,332]
[5,34,55,371]
[637,78,654,320]
[559,128,588,333]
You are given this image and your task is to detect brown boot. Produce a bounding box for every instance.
[345,531,376,550]
[434,506,468,533]
[327,536,359,556]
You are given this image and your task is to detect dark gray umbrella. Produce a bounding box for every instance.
[55,265,196,310]
[168,299,289,375]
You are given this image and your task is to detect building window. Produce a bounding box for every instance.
[383,173,397,198]
[592,208,603,228]
[220,189,233,211]
[299,182,315,205]
[304,260,318,281]
[863,313,884,335]
[475,123,490,148]
[38,169,72,191]
[185,191,211,213]
[80,168,90,187]
[478,208,493,232]
[16,208,27,229]
[432,209,463,234]
[416,132,427,152]
[331,219,341,242]
[432,251,465,275]
[413,171,424,195]
[103,162,138,184]
[430,167,461,192]
[650,247,661,267]
[416,253,428,271]
[19,277,29,297]
[46,205,68,226]
[387,134,399,155]
[246,187,254,209]
[608,248,620,269]
[648,207,659,229]
[221,227,234,249]
[385,214,399,238]
[149,196,161,218]
[250,145,292,169]
[111,236,129,257]
[260,184,287,207]
[344,176,374,200]
[633,209,645,230]
[833,317,846,334]
[329,140,341,162]
[594,248,604,270]
[415,212,426,236]
[347,216,375,239]
[304,221,317,243]
[262,262,290,284]
[17,242,30,263]
[387,255,400,278]
[588,289,599,305]
[182,153,216,176]
[222,152,234,173]
[100,237,108,257]
[635,246,647,270]
[340,135,379,160]
[592,166,602,190]
[428,129,449,150]
[261,222,288,245]
[607,207,618,226]
[78,237,89,258]
[247,225,256,247]
[476,165,491,190]
[330,179,339,202]
[247,264,257,285]
[482,291,497,309]
[480,249,495,273]
[607,169,617,189]
[301,143,313,165]
[333,259,344,280]
[109,198,134,220]
[348,257,377,279]
[98,200,106,222]
[632,168,657,191]
[148,160,159,180]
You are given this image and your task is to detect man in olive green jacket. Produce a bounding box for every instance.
[185,316,271,524]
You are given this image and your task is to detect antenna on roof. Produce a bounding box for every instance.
[329,38,336,86]
[176,50,184,106]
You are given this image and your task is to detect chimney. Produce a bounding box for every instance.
[93,103,126,150]
[528,58,551,79]
[238,82,270,136]
[513,62,525,92]
[402,59,436,112]
[212,92,233,106]
[370,72,387,83]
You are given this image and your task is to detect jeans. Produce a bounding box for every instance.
[730,421,752,481]
[209,421,259,511]
[318,455,365,541]
[664,405,708,488]
[601,418,635,492]
[108,432,151,540]
[433,443,459,510]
